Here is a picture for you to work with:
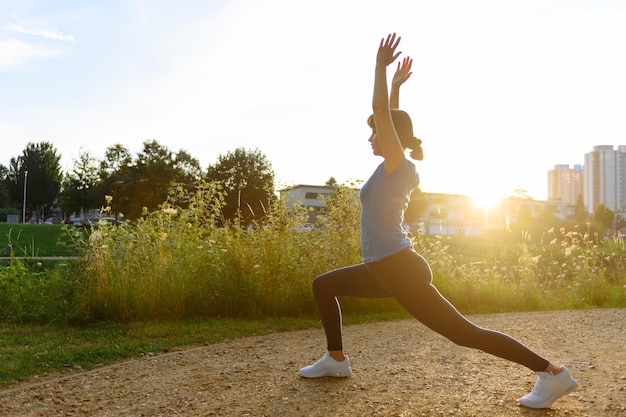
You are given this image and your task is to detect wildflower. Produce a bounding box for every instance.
[105,195,113,204]
[89,230,103,243]
[163,208,178,216]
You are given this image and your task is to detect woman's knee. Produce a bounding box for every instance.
[312,272,334,298]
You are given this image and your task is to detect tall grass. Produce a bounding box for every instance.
[417,225,626,313]
[59,183,363,321]
[1,182,625,324]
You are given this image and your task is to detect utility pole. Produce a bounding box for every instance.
[22,170,28,223]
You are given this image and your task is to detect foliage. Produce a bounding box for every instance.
[98,140,203,219]
[413,224,626,313]
[1,262,79,323]
[0,182,625,325]
[206,147,275,226]
[7,141,63,222]
[0,165,12,218]
[593,203,614,232]
[58,150,102,221]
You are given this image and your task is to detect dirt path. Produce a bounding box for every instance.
[0,309,625,417]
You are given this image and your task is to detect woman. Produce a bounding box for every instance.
[299,33,578,409]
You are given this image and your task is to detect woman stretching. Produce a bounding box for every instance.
[299,33,578,409]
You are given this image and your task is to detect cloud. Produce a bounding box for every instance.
[0,38,58,69]
[7,22,74,42]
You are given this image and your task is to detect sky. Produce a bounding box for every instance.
[1,0,625,204]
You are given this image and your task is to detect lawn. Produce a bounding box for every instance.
[0,223,74,257]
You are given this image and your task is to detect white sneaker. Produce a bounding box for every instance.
[519,366,578,408]
[299,351,352,378]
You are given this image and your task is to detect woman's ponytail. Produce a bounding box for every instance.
[409,137,423,161]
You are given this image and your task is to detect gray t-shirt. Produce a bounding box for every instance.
[360,159,419,263]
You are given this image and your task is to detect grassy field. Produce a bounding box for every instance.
[0,223,72,257]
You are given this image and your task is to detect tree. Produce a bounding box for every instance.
[98,140,203,219]
[593,204,614,233]
[0,164,17,221]
[325,177,337,187]
[206,147,275,225]
[99,144,134,218]
[0,165,10,208]
[173,150,203,187]
[8,142,62,222]
[58,150,102,222]
[573,194,587,222]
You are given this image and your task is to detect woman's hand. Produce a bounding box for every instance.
[392,57,413,90]
[389,55,412,109]
[376,33,402,69]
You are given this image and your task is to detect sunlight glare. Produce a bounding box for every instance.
[470,191,504,210]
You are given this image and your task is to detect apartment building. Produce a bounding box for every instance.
[584,145,626,214]
[548,164,583,206]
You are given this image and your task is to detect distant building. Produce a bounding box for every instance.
[417,194,571,237]
[417,193,483,236]
[279,184,336,222]
[584,145,626,214]
[548,164,583,206]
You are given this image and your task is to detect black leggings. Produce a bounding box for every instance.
[312,247,549,372]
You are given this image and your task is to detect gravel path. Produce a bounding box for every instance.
[0,309,625,416]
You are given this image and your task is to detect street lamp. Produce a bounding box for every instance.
[22,170,28,224]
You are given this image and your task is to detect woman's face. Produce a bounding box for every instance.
[369,128,383,156]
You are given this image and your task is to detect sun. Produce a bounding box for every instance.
[470,190,504,210]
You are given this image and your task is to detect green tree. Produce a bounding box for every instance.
[99,140,202,220]
[593,204,614,234]
[573,194,587,222]
[0,164,10,207]
[206,147,275,225]
[8,142,62,222]
[0,164,17,221]
[173,149,203,187]
[99,144,134,218]
[59,150,102,223]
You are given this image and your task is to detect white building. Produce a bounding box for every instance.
[279,184,335,222]
[584,145,626,214]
